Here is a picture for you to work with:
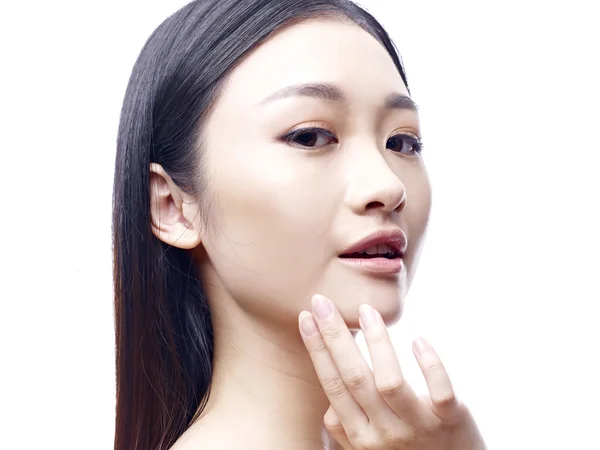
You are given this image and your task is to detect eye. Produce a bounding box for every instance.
[387,133,424,154]
[282,127,338,149]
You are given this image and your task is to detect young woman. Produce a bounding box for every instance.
[112,0,487,448]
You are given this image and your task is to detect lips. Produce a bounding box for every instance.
[339,229,407,259]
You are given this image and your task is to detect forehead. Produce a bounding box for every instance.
[217,18,409,111]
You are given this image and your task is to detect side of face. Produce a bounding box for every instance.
[152,18,432,329]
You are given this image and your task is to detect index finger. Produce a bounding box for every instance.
[308,294,396,423]
[298,309,368,430]
[360,304,426,427]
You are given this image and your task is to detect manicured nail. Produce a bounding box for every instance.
[359,304,377,329]
[414,337,432,355]
[299,311,318,336]
[312,295,333,320]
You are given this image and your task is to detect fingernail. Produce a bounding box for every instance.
[359,304,377,329]
[299,311,318,336]
[312,295,333,320]
[414,337,431,355]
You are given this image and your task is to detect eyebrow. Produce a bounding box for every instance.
[258,82,418,111]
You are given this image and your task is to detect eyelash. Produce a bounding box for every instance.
[281,127,424,154]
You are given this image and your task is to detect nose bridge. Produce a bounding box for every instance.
[344,140,406,213]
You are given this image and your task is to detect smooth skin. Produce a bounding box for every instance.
[299,295,486,449]
[150,15,486,450]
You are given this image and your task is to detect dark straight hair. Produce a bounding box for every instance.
[112,0,410,448]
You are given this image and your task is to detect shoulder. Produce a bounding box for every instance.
[168,419,250,450]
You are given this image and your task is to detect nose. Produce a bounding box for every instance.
[344,148,407,215]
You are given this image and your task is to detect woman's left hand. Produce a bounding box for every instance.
[298,294,487,450]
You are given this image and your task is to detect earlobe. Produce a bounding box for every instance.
[149,163,203,249]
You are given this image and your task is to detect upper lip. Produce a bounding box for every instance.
[339,229,408,258]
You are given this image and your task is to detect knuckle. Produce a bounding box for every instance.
[320,325,342,340]
[324,421,345,435]
[368,328,387,345]
[323,415,343,433]
[432,391,457,408]
[340,368,368,390]
[351,436,377,450]
[375,377,406,397]
[423,357,443,372]
[308,337,328,354]
[322,373,348,398]
[425,361,441,371]
[382,427,413,446]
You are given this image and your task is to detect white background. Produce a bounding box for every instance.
[1,1,599,449]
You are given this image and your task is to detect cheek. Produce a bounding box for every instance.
[200,147,338,308]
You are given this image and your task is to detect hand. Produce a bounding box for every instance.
[298,294,487,450]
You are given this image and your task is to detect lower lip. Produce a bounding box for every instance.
[338,256,404,274]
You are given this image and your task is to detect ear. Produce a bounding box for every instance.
[149,163,203,249]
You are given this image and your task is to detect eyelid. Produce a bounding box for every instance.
[284,121,335,135]
[286,126,335,137]
[280,124,338,144]
[390,129,422,140]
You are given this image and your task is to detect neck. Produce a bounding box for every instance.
[189,295,349,450]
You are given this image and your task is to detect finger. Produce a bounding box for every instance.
[323,405,352,449]
[298,310,368,431]
[360,304,427,428]
[412,337,460,421]
[310,294,396,423]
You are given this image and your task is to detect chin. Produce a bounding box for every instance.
[322,278,405,330]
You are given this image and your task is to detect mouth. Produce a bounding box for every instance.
[339,243,400,260]
[337,229,407,275]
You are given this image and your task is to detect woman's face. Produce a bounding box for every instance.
[196,18,431,329]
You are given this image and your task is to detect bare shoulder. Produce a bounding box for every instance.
[168,417,250,450]
[168,423,220,450]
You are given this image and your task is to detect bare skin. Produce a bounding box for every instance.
[150,17,484,450]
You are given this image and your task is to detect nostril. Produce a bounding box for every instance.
[365,201,385,210]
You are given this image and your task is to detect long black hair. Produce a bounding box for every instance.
[112,1,410,448]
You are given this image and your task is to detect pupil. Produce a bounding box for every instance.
[297,132,317,146]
